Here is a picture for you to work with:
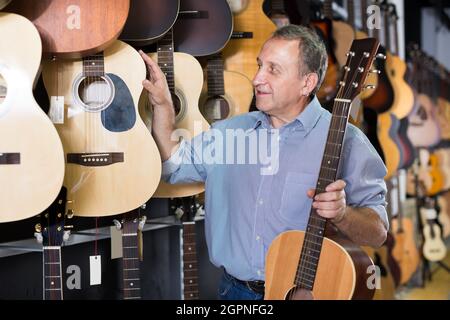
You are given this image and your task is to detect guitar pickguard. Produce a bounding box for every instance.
[101,73,136,132]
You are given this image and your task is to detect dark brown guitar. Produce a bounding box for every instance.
[6,0,130,58]
[120,0,179,46]
[173,0,233,56]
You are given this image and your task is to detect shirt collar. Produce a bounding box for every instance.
[251,96,324,136]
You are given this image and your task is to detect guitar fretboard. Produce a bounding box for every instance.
[157,29,175,93]
[122,218,141,300]
[182,222,199,300]
[82,53,105,78]
[295,100,352,290]
[207,54,225,97]
[43,246,63,300]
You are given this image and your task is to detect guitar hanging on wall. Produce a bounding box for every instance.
[41,41,162,217]
[0,12,65,222]
[265,38,380,300]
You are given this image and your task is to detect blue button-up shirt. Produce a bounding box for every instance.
[162,96,387,281]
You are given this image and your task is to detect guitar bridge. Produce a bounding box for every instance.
[67,152,124,167]
[0,153,20,165]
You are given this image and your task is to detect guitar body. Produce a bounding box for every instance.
[422,224,447,262]
[437,97,450,141]
[222,0,276,82]
[266,231,352,299]
[377,112,401,179]
[331,20,355,67]
[200,70,253,123]
[397,118,416,169]
[436,149,450,190]
[363,246,396,300]
[437,195,450,239]
[6,0,130,58]
[120,0,179,46]
[407,92,441,148]
[391,218,420,285]
[386,53,414,119]
[428,153,445,196]
[42,41,162,217]
[0,13,65,223]
[174,0,233,56]
[139,52,209,198]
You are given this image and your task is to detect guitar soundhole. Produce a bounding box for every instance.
[0,74,6,106]
[285,287,314,300]
[201,96,230,124]
[75,75,115,112]
[171,89,187,124]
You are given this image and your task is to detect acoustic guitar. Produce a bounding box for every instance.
[119,0,179,46]
[437,194,450,239]
[34,187,70,300]
[436,66,450,141]
[265,38,379,300]
[199,53,253,124]
[5,0,130,58]
[0,13,65,223]
[173,0,233,57]
[222,0,276,83]
[41,41,162,217]
[139,29,209,198]
[390,175,420,285]
[420,198,447,262]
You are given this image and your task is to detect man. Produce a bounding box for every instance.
[140,25,388,300]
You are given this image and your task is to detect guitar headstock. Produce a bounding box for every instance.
[171,196,199,223]
[336,38,380,103]
[115,209,146,233]
[36,187,69,247]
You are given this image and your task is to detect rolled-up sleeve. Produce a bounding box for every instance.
[161,132,209,184]
[341,126,389,229]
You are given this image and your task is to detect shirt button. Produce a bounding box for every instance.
[256,235,260,241]
[259,199,264,205]
[257,270,262,276]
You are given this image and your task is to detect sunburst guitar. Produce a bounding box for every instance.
[265,38,380,300]
[139,28,209,198]
[0,13,65,222]
[41,40,162,217]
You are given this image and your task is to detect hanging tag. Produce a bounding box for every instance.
[89,255,101,285]
[48,96,64,124]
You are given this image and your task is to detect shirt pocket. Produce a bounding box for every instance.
[279,172,317,227]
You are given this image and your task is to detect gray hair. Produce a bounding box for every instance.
[271,24,328,96]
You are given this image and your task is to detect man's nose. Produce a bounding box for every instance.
[252,69,265,87]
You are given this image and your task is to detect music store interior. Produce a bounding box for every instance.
[0,0,449,301]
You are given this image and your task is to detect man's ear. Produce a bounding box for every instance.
[302,72,319,96]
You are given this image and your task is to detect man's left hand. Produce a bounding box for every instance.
[307,179,347,222]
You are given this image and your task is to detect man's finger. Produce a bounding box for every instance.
[139,50,162,80]
[325,179,346,192]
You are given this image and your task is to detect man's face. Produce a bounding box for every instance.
[253,38,307,117]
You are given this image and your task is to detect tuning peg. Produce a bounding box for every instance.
[346,51,355,57]
[113,219,122,230]
[364,85,376,90]
[376,53,386,60]
[63,230,70,241]
[34,232,43,244]
[138,215,147,231]
[141,203,147,210]
[66,209,74,219]
[174,207,184,219]
[370,69,381,74]
[35,223,42,233]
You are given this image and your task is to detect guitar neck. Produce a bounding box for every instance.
[295,98,353,290]
[43,246,63,300]
[122,219,141,300]
[82,53,105,77]
[157,28,175,94]
[207,54,225,97]
[182,222,199,300]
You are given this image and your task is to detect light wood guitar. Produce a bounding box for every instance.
[437,194,450,239]
[139,29,209,198]
[428,151,445,196]
[436,148,450,190]
[42,41,162,217]
[0,13,65,223]
[420,199,447,262]
[436,68,450,141]
[222,0,276,83]
[377,112,401,180]
[199,53,253,124]
[265,39,379,300]
[390,175,420,285]
[5,0,130,58]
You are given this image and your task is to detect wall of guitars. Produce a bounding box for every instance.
[0,0,449,300]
